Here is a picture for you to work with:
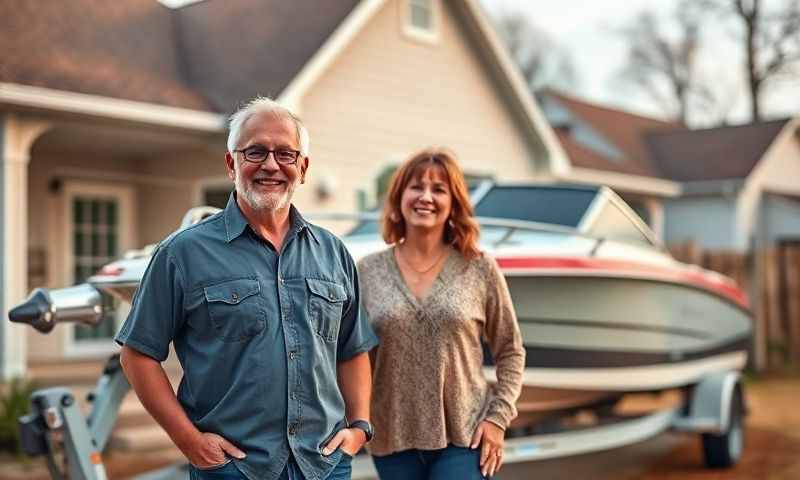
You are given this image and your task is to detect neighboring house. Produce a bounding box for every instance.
[537,89,800,251]
[537,89,683,239]
[0,0,569,379]
[648,119,800,250]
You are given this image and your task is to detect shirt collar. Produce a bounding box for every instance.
[223,191,319,245]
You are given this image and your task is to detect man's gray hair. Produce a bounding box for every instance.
[227,97,310,157]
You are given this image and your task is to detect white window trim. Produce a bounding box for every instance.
[402,0,440,44]
[61,181,135,358]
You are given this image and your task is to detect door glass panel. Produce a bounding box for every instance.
[73,197,121,342]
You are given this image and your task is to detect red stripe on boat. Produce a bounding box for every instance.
[495,257,750,310]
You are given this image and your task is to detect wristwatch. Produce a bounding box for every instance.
[348,419,374,442]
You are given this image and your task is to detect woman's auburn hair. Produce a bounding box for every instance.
[381,148,481,260]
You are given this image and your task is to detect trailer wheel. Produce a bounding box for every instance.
[702,388,744,468]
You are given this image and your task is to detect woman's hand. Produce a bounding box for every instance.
[470,420,505,477]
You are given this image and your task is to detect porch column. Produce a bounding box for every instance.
[0,114,50,380]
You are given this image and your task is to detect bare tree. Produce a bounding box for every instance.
[493,11,579,91]
[704,0,800,121]
[616,2,737,125]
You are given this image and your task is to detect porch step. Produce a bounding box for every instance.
[110,424,176,452]
[28,358,183,387]
[28,359,108,387]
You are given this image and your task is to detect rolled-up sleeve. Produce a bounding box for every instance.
[114,244,185,362]
[336,245,379,361]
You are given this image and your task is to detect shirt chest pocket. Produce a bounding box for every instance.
[306,278,347,342]
[204,279,266,342]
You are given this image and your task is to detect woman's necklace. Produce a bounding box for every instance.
[396,245,448,275]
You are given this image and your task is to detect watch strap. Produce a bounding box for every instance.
[348,419,374,442]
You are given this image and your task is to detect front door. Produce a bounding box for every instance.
[63,182,134,356]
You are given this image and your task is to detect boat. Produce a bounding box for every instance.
[341,183,753,428]
[9,183,752,430]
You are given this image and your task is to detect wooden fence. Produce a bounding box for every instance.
[669,241,800,372]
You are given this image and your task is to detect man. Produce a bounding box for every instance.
[116,97,378,480]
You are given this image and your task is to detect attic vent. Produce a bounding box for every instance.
[404,0,438,42]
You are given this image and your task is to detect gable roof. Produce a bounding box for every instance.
[0,0,211,110]
[540,89,683,179]
[0,0,359,113]
[541,90,797,184]
[645,119,792,181]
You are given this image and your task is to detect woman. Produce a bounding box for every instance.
[358,148,525,479]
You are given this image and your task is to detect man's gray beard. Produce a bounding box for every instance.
[235,175,295,213]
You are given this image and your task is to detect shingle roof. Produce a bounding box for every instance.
[646,119,791,181]
[542,90,793,183]
[0,0,212,110]
[542,89,684,178]
[173,0,360,113]
[0,0,360,113]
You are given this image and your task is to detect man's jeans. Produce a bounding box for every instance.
[189,453,353,480]
[372,445,489,480]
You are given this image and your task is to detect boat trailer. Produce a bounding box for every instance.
[9,286,746,480]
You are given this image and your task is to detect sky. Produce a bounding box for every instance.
[160,0,799,124]
[480,0,800,124]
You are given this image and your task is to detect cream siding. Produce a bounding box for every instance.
[298,0,540,214]
[749,125,800,195]
[737,123,800,249]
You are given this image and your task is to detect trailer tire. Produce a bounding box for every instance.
[702,387,744,468]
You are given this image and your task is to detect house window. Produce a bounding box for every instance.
[409,0,433,31]
[404,0,438,42]
[72,197,120,341]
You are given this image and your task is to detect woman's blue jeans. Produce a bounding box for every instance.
[372,445,490,480]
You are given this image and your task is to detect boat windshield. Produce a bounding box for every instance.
[343,184,653,247]
[472,185,598,227]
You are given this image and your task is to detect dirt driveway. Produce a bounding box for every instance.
[636,374,800,480]
[2,375,799,480]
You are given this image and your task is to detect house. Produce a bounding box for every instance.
[648,119,800,250]
[537,89,800,251]
[0,0,569,379]
[537,89,683,239]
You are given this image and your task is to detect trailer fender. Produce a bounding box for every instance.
[673,371,744,434]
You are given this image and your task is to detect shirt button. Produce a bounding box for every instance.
[279,277,285,284]
[291,392,298,400]
[288,424,297,435]
[231,293,238,301]
[289,351,296,360]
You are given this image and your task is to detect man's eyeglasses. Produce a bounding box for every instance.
[234,146,301,165]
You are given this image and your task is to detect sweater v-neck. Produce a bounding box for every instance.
[388,245,454,308]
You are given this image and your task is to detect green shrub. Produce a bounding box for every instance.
[0,378,37,456]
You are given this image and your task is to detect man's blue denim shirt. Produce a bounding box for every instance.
[115,194,378,480]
